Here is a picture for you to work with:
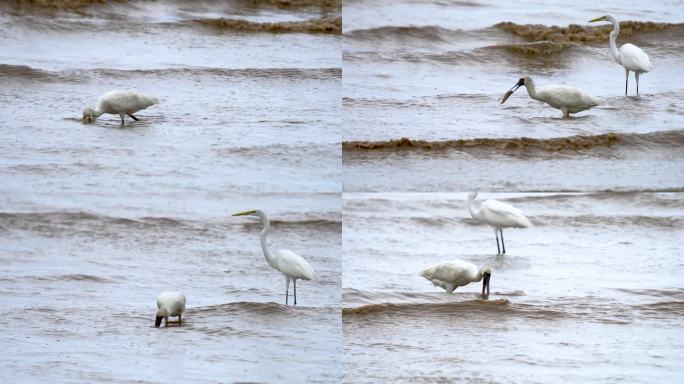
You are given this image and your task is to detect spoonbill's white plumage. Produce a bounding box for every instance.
[232,209,316,306]
[590,15,651,95]
[421,259,492,295]
[467,192,531,254]
[155,291,186,328]
[83,90,159,125]
[500,76,599,118]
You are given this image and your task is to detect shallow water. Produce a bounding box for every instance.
[0,1,341,383]
[342,0,684,191]
[342,192,684,383]
[2,0,683,382]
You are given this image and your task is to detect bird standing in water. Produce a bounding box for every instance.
[232,209,316,306]
[500,76,599,118]
[421,259,492,296]
[467,192,532,254]
[155,291,186,328]
[83,90,159,125]
[590,15,652,96]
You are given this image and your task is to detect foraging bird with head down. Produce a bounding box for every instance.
[232,209,316,306]
[467,192,532,255]
[589,15,652,96]
[155,291,186,328]
[500,76,599,118]
[83,90,159,125]
[421,259,492,296]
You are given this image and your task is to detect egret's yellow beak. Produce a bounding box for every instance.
[232,209,256,216]
[589,16,605,23]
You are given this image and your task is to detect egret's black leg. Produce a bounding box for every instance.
[496,234,501,255]
[285,279,289,306]
[294,279,297,306]
[635,72,640,96]
[500,229,506,254]
[128,114,139,121]
[625,69,629,96]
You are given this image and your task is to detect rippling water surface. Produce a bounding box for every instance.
[342,192,684,383]
[343,0,684,191]
[0,1,341,382]
[2,0,683,382]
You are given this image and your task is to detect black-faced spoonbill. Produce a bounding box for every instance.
[83,90,159,125]
[589,15,652,96]
[421,259,492,296]
[500,76,599,118]
[232,209,316,306]
[467,192,532,255]
[155,291,186,328]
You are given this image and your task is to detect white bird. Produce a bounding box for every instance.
[421,259,492,295]
[467,192,532,254]
[155,291,186,328]
[232,209,316,306]
[83,90,159,125]
[590,15,652,96]
[500,76,599,118]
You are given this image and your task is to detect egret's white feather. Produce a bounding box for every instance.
[480,199,532,228]
[619,43,651,73]
[276,249,316,281]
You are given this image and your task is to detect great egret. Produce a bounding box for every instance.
[155,291,186,328]
[467,192,532,254]
[590,15,652,96]
[421,259,492,295]
[83,90,159,125]
[232,209,316,306]
[500,76,599,118]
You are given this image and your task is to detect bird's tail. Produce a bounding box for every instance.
[302,268,317,281]
[519,216,533,228]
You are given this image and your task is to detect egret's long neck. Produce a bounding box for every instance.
[608,18,621,64]
[524,78,539,101]
[467,194,482,221]
[256,211,277,268]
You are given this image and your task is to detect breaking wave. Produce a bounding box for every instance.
[345,25,472,43]
[188,16,341,34]
[0,211,341,236]
[342,130,684,153]
[496,21,684,44]
[0,63,341,82]
[343,291,684,323]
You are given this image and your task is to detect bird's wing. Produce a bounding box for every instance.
[98,90,158,113]
[619,43,652,72]
[157,291,184,311]
[178,293,186,311]
[276,249,316,280]
[538,86,598,108]
[481,199,532,228]
[421,260,477,290]
[167,292,186,316]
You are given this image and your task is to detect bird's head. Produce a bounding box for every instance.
[232,209,261,218]
[499,77,528,104]
[480,266,492,296]
[155,308,168,328]
[589,15,615,24]
[82,107,95,123]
